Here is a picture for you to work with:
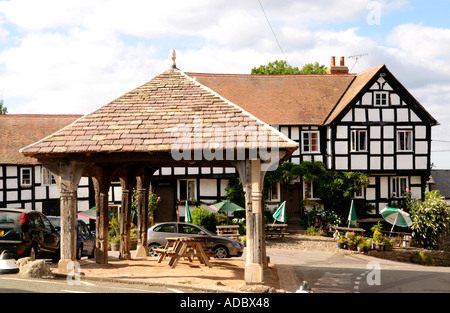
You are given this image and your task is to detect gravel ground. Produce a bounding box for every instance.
[265,233,340,252]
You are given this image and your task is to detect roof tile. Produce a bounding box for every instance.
[20,70,298,157]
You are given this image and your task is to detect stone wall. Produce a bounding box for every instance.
[368,248,450,267]
[438,232,450,252]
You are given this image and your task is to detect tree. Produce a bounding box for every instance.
[264,161,370,220]
[410,190,450,249]
[0,97,7,114]
[251,60,327,75]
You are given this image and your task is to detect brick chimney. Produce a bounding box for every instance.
[327,56,349,75]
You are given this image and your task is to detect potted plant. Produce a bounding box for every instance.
[384,237,393,251]
[337,236,347,249]
[373,230,384,251]
[109,235,120,251]
[365,238,373,252]
[345,231,356,250]
[108,216,120,251]
[357,241,366,252]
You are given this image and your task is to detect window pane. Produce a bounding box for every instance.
[187,180,196,200]
[303,132,310,152]
[179,180,187,200]
[311,132,318,152]
[359,131,367,151]
[304,181,312,198]
[22,168,31,185]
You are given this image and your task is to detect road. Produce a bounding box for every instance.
[0,274,188,293]
[267,248,450,293]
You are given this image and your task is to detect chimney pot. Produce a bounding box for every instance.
[331,56,336,66]
[340,56,345,66]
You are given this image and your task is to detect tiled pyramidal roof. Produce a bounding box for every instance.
[20,69,297,157]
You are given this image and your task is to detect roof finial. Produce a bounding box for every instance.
[170,49,177,69]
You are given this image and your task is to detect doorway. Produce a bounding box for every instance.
[153,182,176,223]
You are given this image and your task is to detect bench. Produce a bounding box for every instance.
[265,231,287,239]
[216,225,240,240]
[265,224,288,240]
[220,233,240,240]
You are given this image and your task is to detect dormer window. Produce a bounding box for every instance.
[374,91,389,106]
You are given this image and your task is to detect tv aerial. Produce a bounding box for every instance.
[348,53,368,72]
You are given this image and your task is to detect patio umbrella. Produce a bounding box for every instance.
[380,207,413,233]
[185,201,193,223]
[272,201,287,225]
[347,200,357,227]
[77,207,97,220]
[208,200,245,213]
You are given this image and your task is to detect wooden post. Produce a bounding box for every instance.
[43,161,88,274]
[235,159,265,284]
[135,167,157,257]
[91,166,113,265]
[119,169,136,260]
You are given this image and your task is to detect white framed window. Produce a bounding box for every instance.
[350,130,367,152]
[303,180,319,200]
[374,91,389,106]
[397,130,413,151]
[42,168,56,186]
[178,179,197,202]
[266,182,280,202]
[392,177,408,197]
[354,186,365,199]
[302,131,320,153]
[20,168,32,186]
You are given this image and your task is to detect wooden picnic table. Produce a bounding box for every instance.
[265,223,288,240]
[216,225,240,239]
[331,226,366,237]
[156,236,213,269]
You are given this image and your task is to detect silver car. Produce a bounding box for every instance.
[147,222,244,258]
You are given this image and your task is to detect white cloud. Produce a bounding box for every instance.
[0,0,449,169]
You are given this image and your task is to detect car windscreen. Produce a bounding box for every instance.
[179,224,214,236]
[48,218,61,228]
[153,224,175,233]
[0,210,21,224]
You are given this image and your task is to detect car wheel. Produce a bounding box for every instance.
[76,245,82,260]
[213,246,229,258]
[148,243,162,257]
[88,245,95,259]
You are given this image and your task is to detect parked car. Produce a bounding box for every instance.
[47,217,95,260]
[147,222,243,258]
[0,208,60,261]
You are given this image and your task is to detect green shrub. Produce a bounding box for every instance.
[410,190,450,249]
[372,230,383,243]
[214,212,228,226]
[192,207,217,233]
[306,226,324,236]
[410,251,434,266]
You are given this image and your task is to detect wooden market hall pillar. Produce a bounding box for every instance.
[235,159,268,285]
[91,166,113,265]
[42,161,90,274]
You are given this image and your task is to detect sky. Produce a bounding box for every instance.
[0,0,449,168]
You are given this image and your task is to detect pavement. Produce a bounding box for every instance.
[50,248,289,293]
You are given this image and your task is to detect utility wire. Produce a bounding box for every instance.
[258,0,287,62]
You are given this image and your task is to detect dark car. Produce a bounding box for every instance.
[47,217,95,260]
[0,208,60,260]
[147,222,244,258]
